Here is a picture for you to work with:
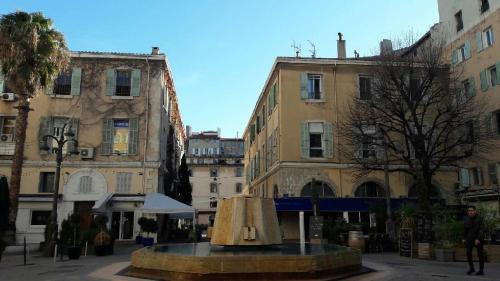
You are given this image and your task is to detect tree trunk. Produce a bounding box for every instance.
[8,97,31,231]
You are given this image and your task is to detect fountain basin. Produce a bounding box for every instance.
[129,242,362,280]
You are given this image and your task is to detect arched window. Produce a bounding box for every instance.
[408,184,440,198]
[300,180,335,197]
[354,181,386,197]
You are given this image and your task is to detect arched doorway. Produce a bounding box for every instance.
[300,180,335,197]
[354,181,386,197]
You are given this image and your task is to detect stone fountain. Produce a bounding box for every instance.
[129,196,362,280]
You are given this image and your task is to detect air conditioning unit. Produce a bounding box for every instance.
[0,134,13,142]
[80,147,94,159]
[1,93,16,101]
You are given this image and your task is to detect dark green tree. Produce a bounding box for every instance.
[177,155,192,205]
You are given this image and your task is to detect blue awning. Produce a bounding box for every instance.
[274,197,428,212]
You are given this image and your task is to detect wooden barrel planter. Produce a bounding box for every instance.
[418,242,431,259]
[348,231,365,252]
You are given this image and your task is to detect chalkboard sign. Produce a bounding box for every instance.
[416,214,433,242]
[309,216,324,240]
[399,228,413,257]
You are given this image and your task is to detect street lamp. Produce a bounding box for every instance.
[40,123,79,250]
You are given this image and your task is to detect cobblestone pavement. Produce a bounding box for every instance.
[1,247,499,280]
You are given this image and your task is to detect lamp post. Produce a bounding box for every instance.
[40,123,79,249]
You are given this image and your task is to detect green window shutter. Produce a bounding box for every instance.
[101,118,114,155]
[464,41,471,59]
[128,118,139,155]
[0,69,4,93]
[468,77,476,97]
[324,122,333,158]
[273,83,278,106]
[496,62,500,85]
[267,93,272,116]
[300,73,308,99]
[460,168,470,187]
[131,69,141,97]
[480,69,489,92]
[70,67,82,96]
[476,32,483,52]
[300,122,309,158]
[106,69,116,96]
[67,118,80,153]
[451,50,458,65]
[38,117,53,151]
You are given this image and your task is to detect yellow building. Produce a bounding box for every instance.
[436,0,500,210]
[0,47,185,244]
[243,42,457,240]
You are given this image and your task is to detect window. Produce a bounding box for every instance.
[354,182,386,197]
[117,172,132,193]
[409,78,420,101]
[115,70,131,96]
[0,117,16,142]
[235,183,242,193]
[39,172,55,193]
[113,119,129,154]
[480,0,490,13]
[495,112,500,134]
[300,181,335,197]
[359,76,372,100]
[307,74,322,99]
[489,65,497,87]
[53,71,72,95]
[79,176,92,193]
[483,27,494,47]
[210,182,218,193]
[309,122,323,158]
[360,136,377,159]
[235,167,242,177]
[462,79,473,98]
[210,168,218,178]
[30,210,51,226]
[466,120,476,143]
[455,10,463,32]
[209,197,217,208]
[458,44,466,62]
[488,164,498,185]
[470,167,483,185]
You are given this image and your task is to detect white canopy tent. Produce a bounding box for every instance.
[142,192,195,220]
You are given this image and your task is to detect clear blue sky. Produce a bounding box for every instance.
[1,0,439,138]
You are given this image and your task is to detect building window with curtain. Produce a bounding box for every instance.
[117,172,132,193]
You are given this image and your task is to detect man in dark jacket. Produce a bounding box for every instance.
[462,206,485,276]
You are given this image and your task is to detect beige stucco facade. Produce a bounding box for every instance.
[0,50,185,243]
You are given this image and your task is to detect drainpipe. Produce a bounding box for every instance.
[142,56,151,194]
[333,62,342,197]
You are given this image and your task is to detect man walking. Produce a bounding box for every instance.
[462,206,485,276]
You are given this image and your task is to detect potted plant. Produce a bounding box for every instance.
[136,217,147,244]
[93,215,110,256]
[142,218,158,247]
[433,205,463,262]
[67,213,82,259]
[0,237,6,262]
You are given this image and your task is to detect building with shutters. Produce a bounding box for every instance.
[0,47,185,244]
[242,40,459,240]
[185,128,244,226]
[435,0,500,210]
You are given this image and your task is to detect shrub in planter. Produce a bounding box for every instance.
[136,217,148,244]
[94,231,111,256]
[433,205,463,262]
[142,218,158,247]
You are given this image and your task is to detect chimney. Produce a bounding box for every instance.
[151,46,160,55]
[186,125,192,137]
[217,128,221,137]
[379,39,393,55]
[337,32,346,59]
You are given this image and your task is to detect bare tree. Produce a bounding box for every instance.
[341,35,490,211]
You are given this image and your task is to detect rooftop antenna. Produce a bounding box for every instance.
[307,40,316,58]
[291,40,301,58]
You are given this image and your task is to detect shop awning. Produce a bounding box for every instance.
[142,192,195,219]
[92,192,114,213]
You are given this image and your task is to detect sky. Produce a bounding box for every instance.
[0,0,439,138]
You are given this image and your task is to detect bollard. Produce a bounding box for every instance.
[53,244,58,263]
[84,242,88,256]
[23,237,26,265]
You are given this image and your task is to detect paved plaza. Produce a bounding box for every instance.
[1,245,499,281]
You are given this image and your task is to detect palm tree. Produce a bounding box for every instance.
[0,11,69,231]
